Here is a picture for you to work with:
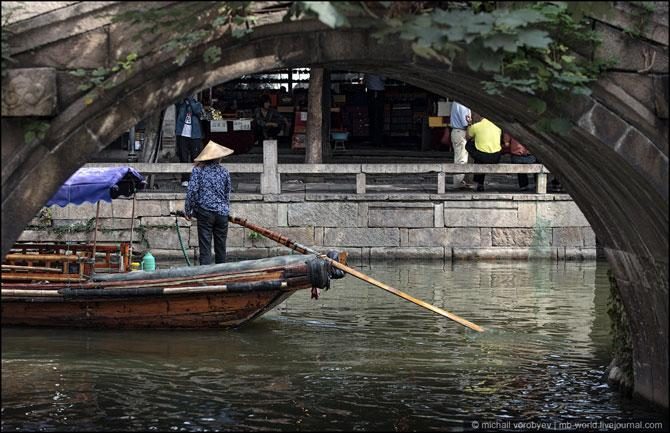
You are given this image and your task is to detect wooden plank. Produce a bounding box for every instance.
[1,273,86,282]
[5,253,80,262]
[2,265,64,273]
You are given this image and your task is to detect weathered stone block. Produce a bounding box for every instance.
[517,202,538,227]
[99,218,135,229]
[245,227,314,248]
[407,228,481,247]
[277,203,288,226]
[15,29,109,69]
[434,203,444,227]
[606,72,655,116]
[553,227,585,247]
[480,228,492,247]
[226,227,246,248]
[233,203,278,227]
[288,202,358,227]
[594,23,668,74]
[141,216,190,227]
[565,248,597,260]
[188,226,198,247]
[2,68,58,116]
[536,202,590,227]
[357,203,369,227]
[600,2,669,45]
[368,207,433,227]
[52,200,136,219]
[590,104,630,148]
[93,229,134,243]
[144,227,189,250]
[315,227,325,246]
[324,228,399,247]
[444,207,520,227]
[492,228,551,247]
[135,200,167,217]
[620,129,668,199]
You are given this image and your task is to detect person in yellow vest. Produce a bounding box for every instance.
[465,113,502,192]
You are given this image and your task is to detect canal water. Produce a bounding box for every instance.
[2,260,667,431]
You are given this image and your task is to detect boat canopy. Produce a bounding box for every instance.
[46,167,145,207]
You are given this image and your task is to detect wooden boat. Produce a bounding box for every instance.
[1,167,345,328]
[1,244,341,328]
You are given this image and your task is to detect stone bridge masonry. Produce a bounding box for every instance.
[18,192,596,262]
[1,2,668,407]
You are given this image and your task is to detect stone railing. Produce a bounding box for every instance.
[87,140,550,194]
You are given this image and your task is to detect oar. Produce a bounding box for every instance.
[228,215,484,332]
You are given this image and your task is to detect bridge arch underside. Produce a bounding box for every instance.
[2,22,667,407]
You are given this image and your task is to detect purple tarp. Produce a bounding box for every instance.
[46,167,145,207]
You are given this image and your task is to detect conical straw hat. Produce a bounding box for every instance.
[194,140,234,162]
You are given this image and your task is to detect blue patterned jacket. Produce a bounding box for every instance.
[185,164,232,217]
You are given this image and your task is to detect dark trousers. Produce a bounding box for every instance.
[176,136,202,182]
[466,140,502,185]
[511,154,538,188]
[196,208,228,265]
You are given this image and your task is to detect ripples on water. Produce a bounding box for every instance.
[2,260,667,431]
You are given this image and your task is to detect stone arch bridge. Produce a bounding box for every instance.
[1,1,668,408]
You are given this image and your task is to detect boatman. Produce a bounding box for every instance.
[183,140,234,265]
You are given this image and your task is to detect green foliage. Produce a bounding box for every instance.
[367,1,610,109]
[30,207,53,228]
[70,53,139,104]
[24,121,50,146]
[204,46,222,64]
[248,231,262,240]
[47,218,96,240]
[100,1,617,133]
[113,1,255,66]
[105,2,613,115]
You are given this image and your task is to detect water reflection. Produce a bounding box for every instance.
[2,260,667,431]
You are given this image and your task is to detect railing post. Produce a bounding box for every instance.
[356,173,366,194]
[537,172,547,194]
[261,139,280,194]
[437,172,446,194]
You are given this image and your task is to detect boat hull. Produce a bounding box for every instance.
[1,254,336,329]
[1,290,294,328]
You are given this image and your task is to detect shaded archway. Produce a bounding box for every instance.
[2,17,667,407]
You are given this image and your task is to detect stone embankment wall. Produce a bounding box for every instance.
[19,192,596,261]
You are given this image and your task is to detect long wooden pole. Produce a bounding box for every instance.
[228,215,484,332]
